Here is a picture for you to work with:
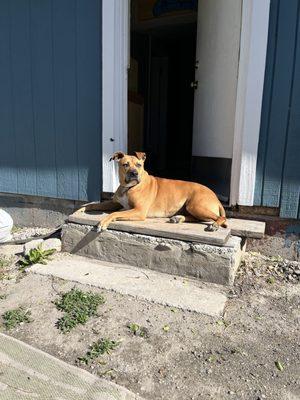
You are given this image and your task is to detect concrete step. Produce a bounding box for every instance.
[30,254,228,317]
[62,223,244,286]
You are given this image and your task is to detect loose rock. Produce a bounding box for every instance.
[42,238,61,253]
[24,239,44,256]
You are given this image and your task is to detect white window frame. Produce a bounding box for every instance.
[102,0,270,204]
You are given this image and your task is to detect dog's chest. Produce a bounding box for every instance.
[116,191,130,210]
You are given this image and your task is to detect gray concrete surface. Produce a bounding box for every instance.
[0,332,143,400]
[62,223,243,285]
[0,192,84,227]
[30,254,227,316]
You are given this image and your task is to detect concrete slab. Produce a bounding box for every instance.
[62,223,243,286]
[30,254,227,317]
[69,212,231,245]
[0,332,143,400]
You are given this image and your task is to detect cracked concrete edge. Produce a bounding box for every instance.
[63,223,241,253]
[0,332,144,400]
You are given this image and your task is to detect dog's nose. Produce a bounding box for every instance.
[129,170,138,177]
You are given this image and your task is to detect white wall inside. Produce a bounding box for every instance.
[192,0,242,159]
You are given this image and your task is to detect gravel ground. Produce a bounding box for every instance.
[12,226,54,241]
[0,248,299,400]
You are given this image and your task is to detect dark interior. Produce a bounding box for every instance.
[129,23,197,180]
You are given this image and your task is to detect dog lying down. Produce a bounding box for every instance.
[76,151,227,233]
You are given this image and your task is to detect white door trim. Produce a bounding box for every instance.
[230,0,270,206]
[102,0,129,194]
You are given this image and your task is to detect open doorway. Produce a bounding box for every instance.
[127,0,242,203]
[128,0,197,181]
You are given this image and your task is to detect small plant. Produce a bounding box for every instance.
[77,338,119,365]
[216,319,231,328]
[207,355,217,363]
[11,225,22,234]
[2,307,32,330]
[266,276,276,284]
[19,245,55,269]
[127,323,149,338]
[54,288,105,333]
[275,360,284,371]
[0,256,13,280]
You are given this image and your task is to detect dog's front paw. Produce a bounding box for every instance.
[95,223,108,233]
[96,217,111,233]
[95,224,102,233]
[74,206,86,215]
[205,222,219,232]
[169,215,185,224]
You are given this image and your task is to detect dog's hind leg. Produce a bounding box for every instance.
[185,203,227,231]
[75,200,122,214]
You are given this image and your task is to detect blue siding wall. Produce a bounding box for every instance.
[0,0,102,201]
[255,0,300,219]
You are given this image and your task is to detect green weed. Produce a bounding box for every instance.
[77,338,119,365]
[54,288,105,333]
[127,322,149,338]
[19,245,55,269]
[2,307,32,330]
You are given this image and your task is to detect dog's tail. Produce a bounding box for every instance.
[219,204,227,228]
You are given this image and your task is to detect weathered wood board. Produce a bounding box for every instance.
[68,212,265,244]
[68,212,231,245]
[227,218,265,238]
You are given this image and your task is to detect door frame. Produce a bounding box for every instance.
[230,0,270,206]
[102,0,271,204]
[102,0,129,194]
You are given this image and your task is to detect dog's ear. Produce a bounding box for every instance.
[109,151,125,161]
[134,152,146,161]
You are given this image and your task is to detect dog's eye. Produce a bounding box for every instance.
[123,163,129,167]
[136,163,142,168]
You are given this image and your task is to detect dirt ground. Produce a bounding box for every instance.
[0,244,299,400]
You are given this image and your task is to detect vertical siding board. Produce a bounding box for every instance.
[279,5,300,218]
[0,1,17,193]
[30,0,57,197]
[52,0,78,200]
[76,0,101,201]
[254,0,279,206]
[261,0,299,207]
[10,0,37,195]
[0,0,102,201]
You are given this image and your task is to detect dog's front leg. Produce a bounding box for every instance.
[97,208,146,232]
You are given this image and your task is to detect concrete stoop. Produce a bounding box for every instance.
[31,255,227,316]
[62,223,244,286]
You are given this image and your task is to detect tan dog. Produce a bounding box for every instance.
[77,151,227,232]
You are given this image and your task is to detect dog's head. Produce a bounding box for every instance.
[110,151,147,187]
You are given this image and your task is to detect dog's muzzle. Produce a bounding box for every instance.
[125,170,140,183]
